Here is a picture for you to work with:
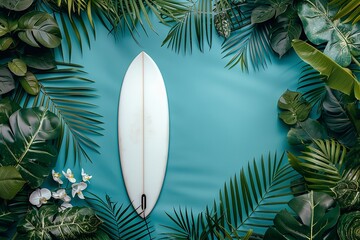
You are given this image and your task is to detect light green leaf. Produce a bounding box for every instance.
[298,0,360,67]
[292,39,360,100]
[251,5,275,24]
[0,0,34,11]
[8,59,27,77]
[0,98,20,124]
[265,191,340,240]
[287,118,328,146]
[17,206,102,239]
[17,11,61,48]
[278,90,311,125]
[0,67,15,95]
[0,166,25,200]
[0,37,14,51]
[19,71,40,95]
[0,107,60,188]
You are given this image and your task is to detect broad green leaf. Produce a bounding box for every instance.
[265,191,340,240]
[270,7,302,57]
[0,37,14,51]
[292,39,360,100]
[18,11,61,48]
[17,206,102,239]
[0,166,25,200]
[21,49,56,70]
[0,0,34,11]
[0,98,20,124]
[0,107,60,188]
[0,67,15,95]
[19,71,40,95]
[278,90,311,125]
[287,118,328,146]
[7,59,27,77]
[337,211,360,240]
[251,5,275,24]
[0,203,18,236]
[298,0,360,67]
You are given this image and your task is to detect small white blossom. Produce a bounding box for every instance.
[81,168,92,182]
[62,168,76,183]
[52,170,63,184]
[29,188,51,207]
[59,202,73,212]
[72,182,87,199]
[52,189,71,202]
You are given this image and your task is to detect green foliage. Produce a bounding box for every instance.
[337,211,360,240]
[163,153,302,239]
[8,59,27,77]
[331,179,360,209]
[251,0,291,24]
[0,98,20,124]
[330,0,360,24]
[292,39,360,100]
[17,205,102,239]
[0,107,60,188]
[0,202,18,239]
[18,72,40,96]
[288,139,347,194]
[86,193,153,240]
[287,118,328,146]
[0,67,15,95]
[297,0,360,67]
[0,0,34,11]
[278,90,311,125]
[264,191,340,240]
[0,166,25,200]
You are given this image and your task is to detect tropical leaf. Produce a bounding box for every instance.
[19,71,40,96]
[287,118,328,147]
[0,166,26,200]
[0,67,15,95]
[337,211,360,240]
[12,62,103,165]
[0,98,20,124]
[297,0,360,67]
[322,88,358,147]
[331,179,360,210]
[0,0,34,11]
[330,0,360,24]
[292,39,360,100]
[251,0,291,24]
[17,205,102,239]
[264,191,340,240]
[278,90,311,125]
[0,107,60,188]
[86,193,154,240]
[288,139,347,194]
[8,59,27,77]
[0,202,18,239]
[163,153,303,239]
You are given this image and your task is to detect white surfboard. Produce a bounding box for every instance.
[118,52,169,218]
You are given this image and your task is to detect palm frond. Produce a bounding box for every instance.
[163,153,302,239]
[288,139,347,195]
[12,62,103,165]
[86,193,154,240]
[330,0,360,24]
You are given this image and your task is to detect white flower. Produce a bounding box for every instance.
[72,182,87,199]
[62,168,76,183]
[59,202,73,212]
[52,189,71,202]
[29,188,51,207]
[52,170,63,184]
[81,168,92,182]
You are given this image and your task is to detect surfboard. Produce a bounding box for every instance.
[118,52,169,218]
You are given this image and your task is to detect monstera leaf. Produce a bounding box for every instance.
[337,211,360,240]
[278,90,311,125]
[0,0,34,11]
[17,206,102,239]
[17,11,61,48]
[251,0,292,23]
[297,0,360,67]
[0,107,60,188]
[287,118,328,146]
[0,98,20,124]
[264,191,340,240]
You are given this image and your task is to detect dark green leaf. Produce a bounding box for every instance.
[21,49,56,70]
[292,39,360,100]
[0,67,15,95]
[0,107,60,188]
[17,11,61,48]
[17,206,102,239]
[8,59,27,77]
[331,179,360,209]
[278,90,311,125]
[0,0,34,11]
[265,191,340,240]
[19,71,40,95]
[287,118,328,146]
[337,211,360,240]
[0,203,17,236]
[0,166,25,200]
[0,37,14,51]
[0,98,20,124]
[298,0,360,67]
[270,7,302,57]
[251,5,275,24]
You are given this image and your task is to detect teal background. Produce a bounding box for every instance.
[54,18,300,235]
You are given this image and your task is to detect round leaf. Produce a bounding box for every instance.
[0,0,34,11]
[0,37,14,51]
[17,11,61,48]
[19,71,40,95]
[0,166,26,200]
[251,5,276,24]
[0,67,15,95]
[8,59,27,77]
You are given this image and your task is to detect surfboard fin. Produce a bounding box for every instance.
[141,194,147,210]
